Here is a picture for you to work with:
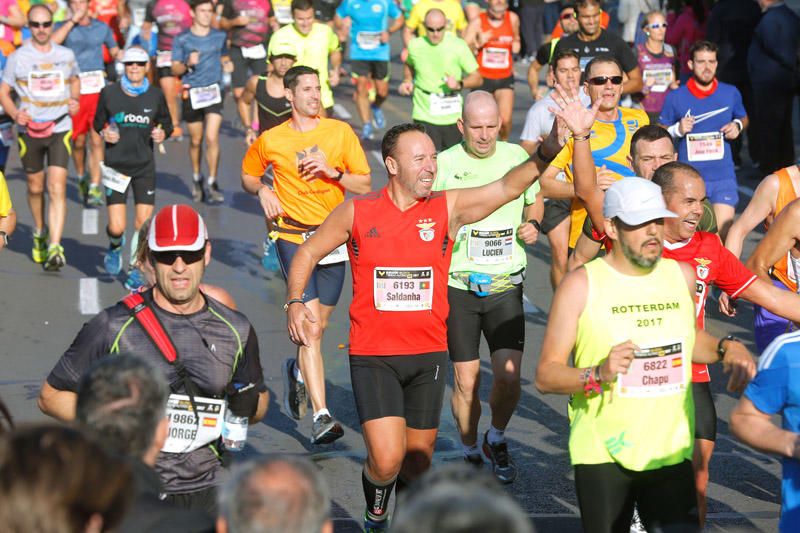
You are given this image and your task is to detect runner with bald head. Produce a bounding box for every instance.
[432,90,539,483]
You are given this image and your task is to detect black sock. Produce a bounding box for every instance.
[107,227,123,249]
[362,469,396,522]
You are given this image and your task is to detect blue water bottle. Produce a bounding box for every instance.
[262,236,280,272]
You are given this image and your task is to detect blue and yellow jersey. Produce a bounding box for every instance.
[550,106,649,247]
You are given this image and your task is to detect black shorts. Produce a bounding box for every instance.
[413,120,461,152]
[479,75,514,93]
[692,381,717,442]
[574,461,699,533]
[105,173,156,206]
[157,66,174,80]
[182,98,224,124]
[18,131,72,174]
[349,351,448,429]
[351,60,390,81]
[230,45,268,88]
[446,285,524,362]
[275,238,345,306]
[540,198,571,234]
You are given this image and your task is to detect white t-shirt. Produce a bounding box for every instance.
[520,87,591,143]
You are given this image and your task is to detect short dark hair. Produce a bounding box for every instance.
[630,125,672,159]
[291,0,314,12]
[381,123,426,161]
[283,65,319,90]
[651,161,702,196]
[689,40,717,62]
[559,1,575,11]
[584,54,623,79]
[189,0,213,10]
[551,49,580,69]
[27,4,52,22]
[76,355,169,460]
[575,0,602,14]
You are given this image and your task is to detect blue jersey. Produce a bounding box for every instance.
[744,330,800,533]
[659,82,746,184]
[336,0,400,61]
[57,19,118,72]
[171,28,229,87]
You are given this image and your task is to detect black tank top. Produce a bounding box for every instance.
[255,76,292,133]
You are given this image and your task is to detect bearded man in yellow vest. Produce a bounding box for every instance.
[535,176,755,533]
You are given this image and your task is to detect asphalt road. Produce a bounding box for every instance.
[0,50,786,532]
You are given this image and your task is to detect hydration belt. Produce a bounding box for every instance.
[274,215,319,236]
[451,269,525,296]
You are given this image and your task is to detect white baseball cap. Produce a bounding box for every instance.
[603,177,677,225]
[122,47,150,64]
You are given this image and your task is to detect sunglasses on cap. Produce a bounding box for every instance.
[587,75,623,86]
[425,25,445,33]
[124,61,148,67]
[151,248,206,265]
[647,22,667,29]
[29,20,53,28]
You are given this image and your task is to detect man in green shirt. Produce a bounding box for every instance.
[399,8,482,151]
[433,90,539,484]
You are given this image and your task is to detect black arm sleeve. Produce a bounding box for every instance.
[93,87,108,133]
[47,312,113,392]
[156,89,174,137]
[231,326,267,393]
[144,0,156,23]
[617,38,639,73]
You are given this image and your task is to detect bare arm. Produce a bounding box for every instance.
[509,11,521,55]
[0,209,16,251]
[731,397,800,458]
[527,60,545,99]
[745,200,800,282]
[2,4,25,29]
[329,48,342,73]
[739,278,800,326]
[462,18,481,52]
[251,392,268,423]
[461,69,482,90]
[0,82,19,121]
[171,60,189,77]
[52,19,78,44]
[403,24,415,46]
[389,14,405,33]
[725,173,779,258]
[538,167,574,198]
[622,66,643,95]
[237,77,258,143]
[38,382,77,420]
[568,232,602,271]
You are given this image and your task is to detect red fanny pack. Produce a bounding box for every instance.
[26,114,67,139]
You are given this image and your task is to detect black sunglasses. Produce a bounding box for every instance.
[560,12,573,20]
[124,61,148,67]
[587,75,623,86]
[29,20,53,28]
[425,25,445,33]
[152,249,205,265]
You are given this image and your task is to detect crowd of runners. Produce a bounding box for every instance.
[1,0,800,531]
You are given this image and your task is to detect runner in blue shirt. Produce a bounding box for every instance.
[659,40,747,240]
[334,0,403,139]
[172,0,232,204]
[731,330,800,533]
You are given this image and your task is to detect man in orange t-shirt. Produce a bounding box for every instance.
[242,64,371,445]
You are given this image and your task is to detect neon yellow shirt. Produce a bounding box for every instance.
[0,171,11,217]
[570,258,695,471]
[406,0,466,37]
[268,22,339,109]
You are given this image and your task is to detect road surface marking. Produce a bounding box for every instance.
[82,208,98,235]
[79,278,100,315]
[333,103,352,120]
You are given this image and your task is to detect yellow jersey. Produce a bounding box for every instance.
[406,0,467,37]
[0,171,11,217]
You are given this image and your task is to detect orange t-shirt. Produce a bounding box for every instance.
[241,117,371,244]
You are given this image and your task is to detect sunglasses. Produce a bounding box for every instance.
[647,22,667,29]
[152,249,205,265]
[587,75,624,86]
[29,20,53,28]
[425,25,445,33]
[124,61,148,67]
[560,12,574,20]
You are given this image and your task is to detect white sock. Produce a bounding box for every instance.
[292,360,304,383]
[313,408,330,422]
[208,175,216,185]
[192,173,202,183]
[463,443,479,457]
[129,229,139,267]
[487,425,505,445]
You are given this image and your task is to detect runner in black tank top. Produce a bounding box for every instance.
[238,40,297,145]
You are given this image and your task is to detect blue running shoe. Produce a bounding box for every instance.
[371,105,385,129]
[364,512,389,532]
[104,237,125,275]
[361,122,374,140]
[124,267,146,291]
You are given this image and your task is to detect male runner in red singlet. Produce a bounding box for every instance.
[284,85,590,531]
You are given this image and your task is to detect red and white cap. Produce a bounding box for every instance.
[148,204,208,252]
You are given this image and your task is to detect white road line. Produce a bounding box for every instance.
[79,278,100,315]
[82,208,98,235]
[333,103,352,120]
[738,185,755,198]
[370,150,383,164]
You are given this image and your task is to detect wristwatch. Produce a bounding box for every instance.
[716,334,737,361]
[0,231,7,246]
[333,169,344,182]
[283,298,304,312]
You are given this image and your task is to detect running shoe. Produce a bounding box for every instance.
[310,413,344,445]
[77,175,89,203]
[32,228,48,264]
[104,241,124,275]
[206,182,224,204]
[282,358,307,420]
[192,180,205,203]
[371,105,385,129]
[361,122,374,140]
[482,431,517,484]
[464,453,484,468]
[43,243,66,272]
[87,184,105,207]
[364,512,389,532]
[170,125,184,142]
[124,267,146,292]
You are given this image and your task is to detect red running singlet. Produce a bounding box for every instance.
[348,188,454,356]
[477,11,514,80]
